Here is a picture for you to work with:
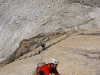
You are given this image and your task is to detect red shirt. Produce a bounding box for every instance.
[35,63,60,75]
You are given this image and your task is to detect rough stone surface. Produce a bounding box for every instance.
[0,28,100,75]
[1,0,100,62]
[0,0,100,75]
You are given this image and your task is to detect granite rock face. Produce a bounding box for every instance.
[0,0,100,75]
[0,28,100,75]
[1,0,100,62]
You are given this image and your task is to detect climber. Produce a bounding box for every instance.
[40,41,46,50]
[41,43,46,50]
[35,58,60,75]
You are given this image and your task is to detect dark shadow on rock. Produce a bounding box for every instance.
[0,31,66,67]
[78,32,100,36]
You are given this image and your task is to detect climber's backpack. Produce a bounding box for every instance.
[38,71,45,75]
[35,61,45,75]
